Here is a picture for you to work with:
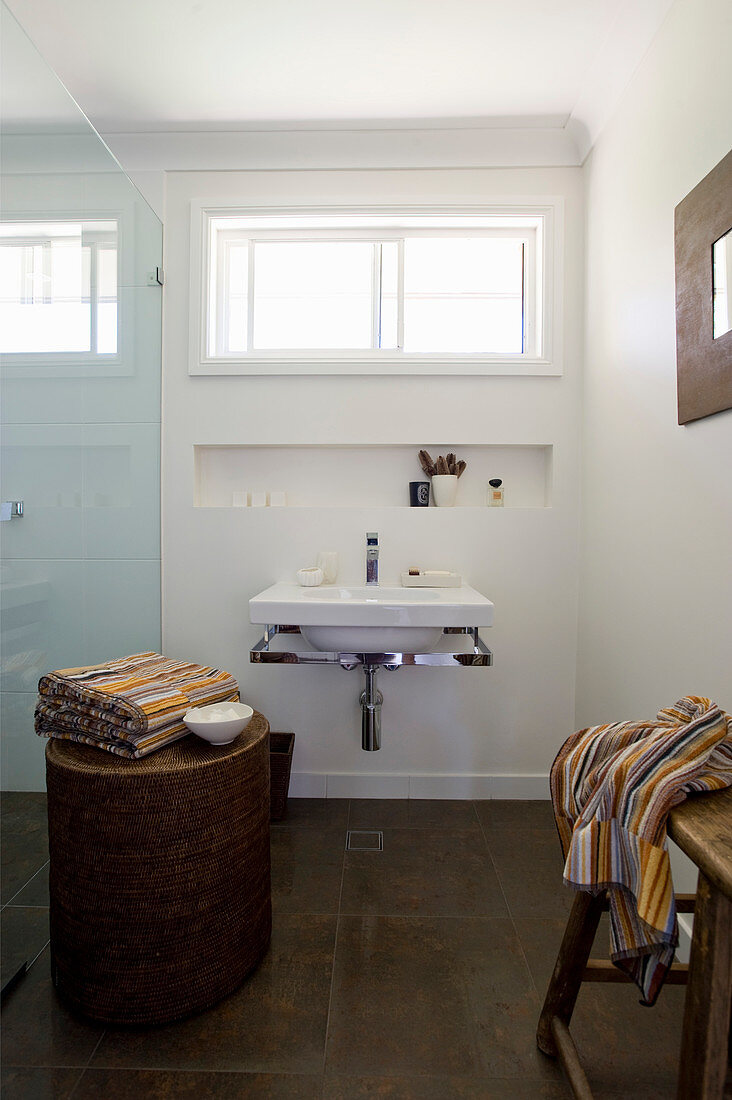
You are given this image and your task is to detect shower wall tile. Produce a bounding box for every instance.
[0,427,84,560]
[0,289,161,428]
[82,424,160,560]
[1,172,161,290]
[83,173,163,289]
[82,560,161,663]
[0,560,85,691]
[1,692,47,791]
[0,172,86,218]
[0,376,86,426]
[81,288,162,424]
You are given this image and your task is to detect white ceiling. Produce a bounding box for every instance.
[4,0,674,158]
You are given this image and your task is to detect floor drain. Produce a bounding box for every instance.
[346,830,383,851]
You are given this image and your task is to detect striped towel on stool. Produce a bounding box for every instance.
[551,695,732,1004]
[35,651,239,759]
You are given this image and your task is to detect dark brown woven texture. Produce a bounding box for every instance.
[45,712,272,1026]
[269,732,295,821]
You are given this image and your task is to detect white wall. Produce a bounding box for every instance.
[578,0,732,911]
[162,167,584,796]
[577,0,732,728]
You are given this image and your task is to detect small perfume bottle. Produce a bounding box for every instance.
[487,478,504,507]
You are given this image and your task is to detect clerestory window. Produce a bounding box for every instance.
[191,206,560,375]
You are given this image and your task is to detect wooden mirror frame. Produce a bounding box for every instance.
[675,149,732,425]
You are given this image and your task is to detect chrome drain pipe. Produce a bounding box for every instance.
[360,665,383,751]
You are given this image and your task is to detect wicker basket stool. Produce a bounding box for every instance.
[45,711,271,1026]
[269,731,295,821]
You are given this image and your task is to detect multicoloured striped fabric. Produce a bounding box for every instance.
[551,696,732,1005]
[35,652,239,759]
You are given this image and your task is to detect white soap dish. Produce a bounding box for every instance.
[400,571,462,588]
[183,702,254,745]
[296,567,323,587]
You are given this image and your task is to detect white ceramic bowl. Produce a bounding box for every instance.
[183,701,254,745]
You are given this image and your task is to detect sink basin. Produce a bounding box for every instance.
[249,582,494,653]
[300,586,442,602]
[302,623,444,653]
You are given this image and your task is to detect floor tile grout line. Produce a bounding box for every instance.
[473,800,543,1001]
[27,938,51,969]
[66,1028,108,1099]
[3,859,50,907]
[60,1066,87,1100]
[323,800,518,1082]
[470,808,558,1062]
[2,1063,93,1070]
[4,904,50,910]
[336,911,519,920]
[68,1065,328,1077]
[320,801,350,1087]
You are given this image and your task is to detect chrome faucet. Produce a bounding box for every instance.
[366,532,379,585]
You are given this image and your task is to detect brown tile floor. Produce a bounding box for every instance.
[1,795,691,1099]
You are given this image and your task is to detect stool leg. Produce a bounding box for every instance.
[676,872,732,1100]
[537,890,606,1057]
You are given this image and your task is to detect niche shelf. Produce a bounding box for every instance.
[194,444,553,509]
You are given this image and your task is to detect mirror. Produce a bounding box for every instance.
[712,227,732,339]
[675,149,732,423]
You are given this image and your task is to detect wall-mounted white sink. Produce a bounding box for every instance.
[249,582,494,653]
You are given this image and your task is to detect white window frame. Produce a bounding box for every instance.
[189,202,563,376]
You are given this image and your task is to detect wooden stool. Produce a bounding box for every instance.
[46,713,272,1025]
[537,786,732,1099]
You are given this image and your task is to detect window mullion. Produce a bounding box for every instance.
[214,235,227,356]
[20,246,33,304]
[396,238,405,352]
[524,233,537,357]
[42,243,53,305]
[521,242,526,355]
[247,241,255,353]
[372,243,382,350]
[88,245,98,355]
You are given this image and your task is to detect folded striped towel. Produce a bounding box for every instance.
[35,652,239,759]
[551,696,732,1005]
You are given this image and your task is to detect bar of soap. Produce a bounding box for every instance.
[198,707,241,723]
[216,707,242,721]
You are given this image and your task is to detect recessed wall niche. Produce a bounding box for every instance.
[194,444,553,509]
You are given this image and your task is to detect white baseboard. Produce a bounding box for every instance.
[676,913,693,964]
[484,775,551,799]
[289,771,549,800]
[288,772,327,798]
[327,773,410,799]
[408,774,493,799]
